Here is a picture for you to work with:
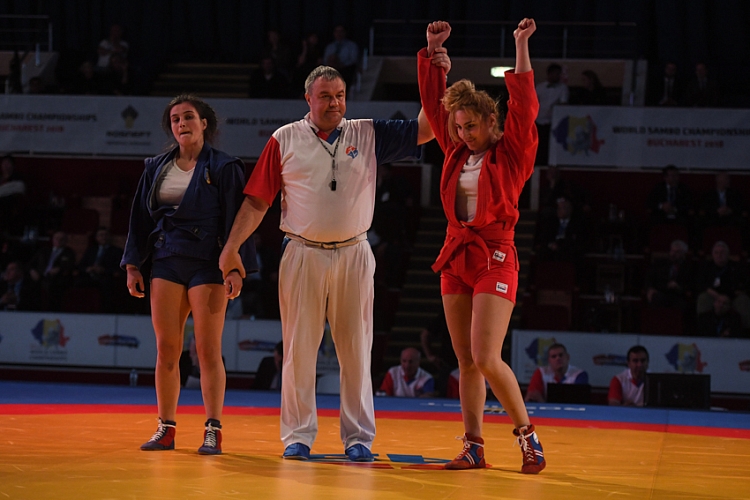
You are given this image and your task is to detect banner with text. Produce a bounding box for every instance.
[549,105,750,169]
[0,95,422,159]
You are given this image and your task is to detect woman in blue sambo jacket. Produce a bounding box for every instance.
[121,94,256,455]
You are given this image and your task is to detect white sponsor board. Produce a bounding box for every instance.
[0,311,281,373]
[549,105,750,169]
[512,329,750,394]
[0,95,421,159]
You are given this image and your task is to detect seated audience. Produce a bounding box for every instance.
[248,54,290,99]
[645,239,694,311]
[699,170,744,229]
[0,261,41,311]
[534,197,588,263]
[647,61,683,107]
[682,62,720,108]
[695,294,746,338]
[608,345,649,407]
[646,165,693,226]
[29,230,76,311]
[323,25,358,90]
[571,69,606,105]
[74,227,124,312]
[378,347,435,398]
[0,154,26,236]
[694,241,750,329]
[97,24,129,71]
[419,309,457,397]
[525,343,589,403]
[254,341,283,390]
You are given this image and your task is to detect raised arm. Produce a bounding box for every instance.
[513,18,535,74]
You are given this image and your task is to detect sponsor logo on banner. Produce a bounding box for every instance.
[29,319,69,361]
[238,339,277,351]
[665,343,707,373]
[104,105,152,146]
[552,115,605,156]
[592,354,628,366]
[524,337,557,366]
[98,335,140,348]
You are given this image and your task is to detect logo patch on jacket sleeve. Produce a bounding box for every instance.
[492,250,506,262]
[496,282,509,293]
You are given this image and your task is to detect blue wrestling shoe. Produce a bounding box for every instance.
[283,443,310,460]
[345,444,375,462]
[513,424,546,474]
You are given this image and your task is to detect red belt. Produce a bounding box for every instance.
[431,223,515,273]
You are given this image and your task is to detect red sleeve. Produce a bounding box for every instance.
[379,371,394,396]
[244,136,282,206]
[417,48,454,155]
[526,368,545,398]
[608,376,623,403]
[502,71,539,185]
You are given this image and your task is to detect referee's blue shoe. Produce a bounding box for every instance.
[345,444,375,462]
[282,443,310,460]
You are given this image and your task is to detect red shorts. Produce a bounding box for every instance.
[440,240,519,304]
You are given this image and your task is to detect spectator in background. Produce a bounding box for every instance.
[0,261,41,311]
[695,293,745,338]
[29,230,76,311]
[323,25,359,90]
[249,54,290,99]
[74,227,124,313]
[378,347,436,398]
[645,239,694,312]
[646,165,693,225]
[535,63,569,165]
[5,50,23,94]
[419,309,457,397]
[534,197,587,264]
[694,241,750,329]
[608,345,649,407]
[103,53,133,95]
[97,24,129,71]
[293,32,323,98]
[0,154,26,236]
[27,76,46,94]
[699,170,744,229]
[72,61,105,95]
[264,29,293,80]
[683,62,720,108]
[524,343,588,403]
[648,61,683,107]
[538,165,590,221]
[571,69,606,105]
[254,341,283,390]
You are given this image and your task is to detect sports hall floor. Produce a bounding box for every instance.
[1,381,749,499]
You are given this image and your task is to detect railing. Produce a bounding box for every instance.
[0,14,53,52]
[369,19,638,59]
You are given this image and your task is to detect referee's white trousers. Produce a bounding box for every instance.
[278,239,376,450]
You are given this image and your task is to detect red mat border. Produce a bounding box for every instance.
[2,404,749,439]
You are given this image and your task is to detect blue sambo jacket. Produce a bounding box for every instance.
[120,143,257,274]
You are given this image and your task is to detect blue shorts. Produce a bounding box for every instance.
[151,255,223,289]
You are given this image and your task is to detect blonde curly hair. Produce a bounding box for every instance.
[442,79,503,144]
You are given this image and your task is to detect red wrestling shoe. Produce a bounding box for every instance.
[513,424,546,474]
[140,418,176,451]
[444,433,486,470]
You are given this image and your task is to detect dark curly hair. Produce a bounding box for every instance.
[161,94,219,144]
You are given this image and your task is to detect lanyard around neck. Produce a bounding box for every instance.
[311,127,342,191]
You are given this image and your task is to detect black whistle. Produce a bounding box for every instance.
[331,179,337,191]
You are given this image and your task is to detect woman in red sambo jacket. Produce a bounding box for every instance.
[417,19,545,473]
